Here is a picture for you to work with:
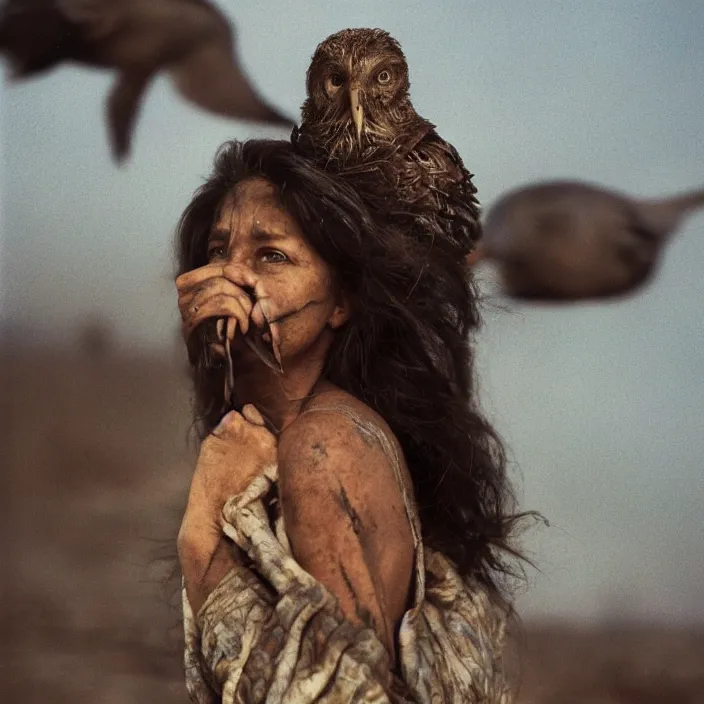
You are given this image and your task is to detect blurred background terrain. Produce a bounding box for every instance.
[2,338,191,702]
[3,338,703,703]
[2,1,703,702]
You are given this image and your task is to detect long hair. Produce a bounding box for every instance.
[176,139,531,601]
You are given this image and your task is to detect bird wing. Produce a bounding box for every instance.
[169,40,291,126]
[4,0,289,161]
[407,132,481,254]
[106,71,153,161]
[56,0,230,59]
[56,0,127,42]
[0,1,77,76]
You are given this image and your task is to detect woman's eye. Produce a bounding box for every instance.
[377,70,391,84]
[260,250,288,264]
[208,245,226,260]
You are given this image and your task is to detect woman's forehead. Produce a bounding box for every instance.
[214,177,293,233]
[233,176,278,202]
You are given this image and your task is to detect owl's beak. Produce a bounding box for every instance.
[349,85,364,145]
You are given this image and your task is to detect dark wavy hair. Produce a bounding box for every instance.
[176,139,531,600]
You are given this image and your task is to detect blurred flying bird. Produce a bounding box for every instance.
[473,181,704,301]
[293,28,481,260]
[0,0,292,161]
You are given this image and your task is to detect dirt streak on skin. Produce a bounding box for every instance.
[349,419,377,449]
[268,298,326,325]
[337,485,363,536]
[335,482,393,640]
[339,561,377,631]
[310,442,328,462]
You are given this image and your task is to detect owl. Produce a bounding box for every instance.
[292,28,481,259]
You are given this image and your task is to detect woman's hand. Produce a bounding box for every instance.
[178,404,277,613]
[176,263,281,364]
[176,263,255,344]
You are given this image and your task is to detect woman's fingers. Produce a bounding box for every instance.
[181,295,249,339]
[211,407,274,440]
[267,321,283,369]
[179,278,254,346]
[223,263,258,291]
[179,267,283,368]
[180,280,252,338]
[250,298,283,370]
[249,298,282,370]
[175,263,225,295]
[250,300,266,331]
[180,278,252,320]
[211,409,241,439]
[226,316,237,342]
[241,404,266,427]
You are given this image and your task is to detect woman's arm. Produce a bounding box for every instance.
[277,409,415,659]
[178,406,278,614]
[178,514,239,615]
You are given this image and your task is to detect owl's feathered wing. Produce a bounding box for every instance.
[396,129,481,256]
[293,118,481,259]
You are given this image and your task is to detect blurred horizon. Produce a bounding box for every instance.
[2,0,703,632]
[4,341,703,702]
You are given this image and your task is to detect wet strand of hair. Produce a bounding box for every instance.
[223,333,236,413]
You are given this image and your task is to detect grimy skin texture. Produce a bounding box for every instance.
[176,177,415,659]
[294,28,481,259]
[0,0,291,161]
[477,180,704,301]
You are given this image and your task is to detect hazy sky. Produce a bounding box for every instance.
[2,0,703,623]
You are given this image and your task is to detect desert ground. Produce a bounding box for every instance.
[3,341,703,703]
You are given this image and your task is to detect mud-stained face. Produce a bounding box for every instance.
[208,177,348,369]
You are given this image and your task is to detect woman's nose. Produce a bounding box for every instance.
[223,261,257,293]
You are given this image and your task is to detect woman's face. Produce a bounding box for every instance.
[208,177,348,368]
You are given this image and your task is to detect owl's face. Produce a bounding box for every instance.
[305,29,412,146]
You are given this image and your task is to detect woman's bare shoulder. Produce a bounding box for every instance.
[278,386,412,545]
[284,387,398,450]
[277,385,413,564]
[278,387,403,485]
[277,387,415,645]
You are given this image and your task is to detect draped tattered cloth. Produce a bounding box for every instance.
[182,405,514,703]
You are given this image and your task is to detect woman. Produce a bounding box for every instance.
[175,140,525,702]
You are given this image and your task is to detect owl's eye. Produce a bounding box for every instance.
[377,70,392,84]
[324,73,345,97]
